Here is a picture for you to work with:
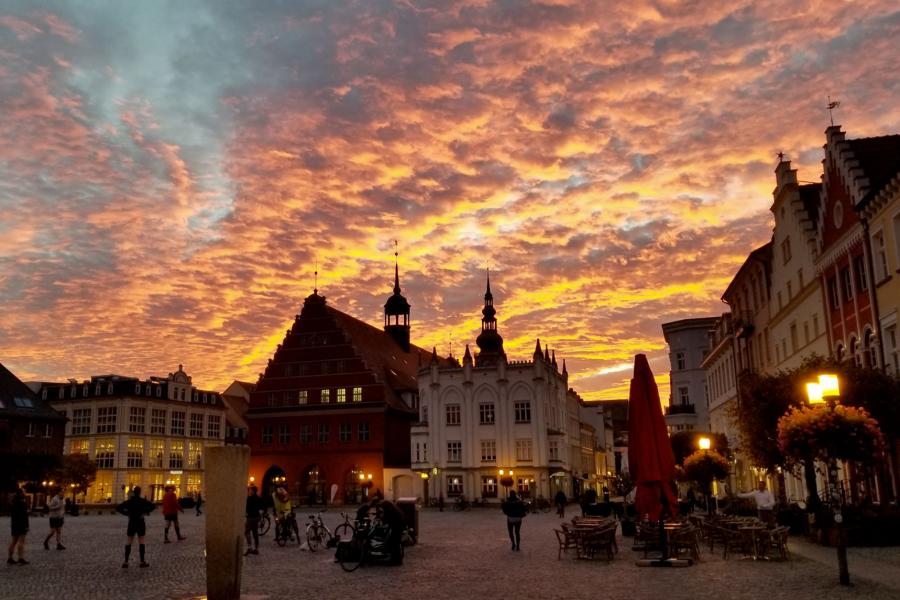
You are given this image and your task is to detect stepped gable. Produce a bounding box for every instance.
[846,135,900,204]
[0,362,65,421]
[799,183,821,226]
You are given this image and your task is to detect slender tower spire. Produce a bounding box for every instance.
[475,269,505,366]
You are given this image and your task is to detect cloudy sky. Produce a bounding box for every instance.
[2,1,900,401]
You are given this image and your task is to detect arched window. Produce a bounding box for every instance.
[849,337,861,368]
[864,329,878,369]
[836,344,845,361]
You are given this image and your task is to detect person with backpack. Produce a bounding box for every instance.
[116,486,155,568]
[501,491,527,551]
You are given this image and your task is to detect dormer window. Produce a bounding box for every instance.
[58,388,64,400]
[70,385,76,398]
[156,386,162,397]
[42,388,48,400]
[107,382,114,394]
[94,383,102,396]
[135,383,141,395]
[146,384,152,396]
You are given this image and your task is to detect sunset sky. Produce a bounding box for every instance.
[3,1,900,402]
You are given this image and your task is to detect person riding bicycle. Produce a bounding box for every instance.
[272,487,292,522]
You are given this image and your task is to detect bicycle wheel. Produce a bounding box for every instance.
[307,524,327,551]
[334,523,355,542]
[258,515,271,536]
[339,538,365,572]
[275,523,287,547]
[292,521,302,546]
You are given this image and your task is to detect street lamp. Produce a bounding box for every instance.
[697,437,715,514]
[805,373,849,586]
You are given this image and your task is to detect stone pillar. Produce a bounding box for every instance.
[205,445,250,600]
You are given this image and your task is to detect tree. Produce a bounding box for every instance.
[670,431,731,466]
[54,454,97,501]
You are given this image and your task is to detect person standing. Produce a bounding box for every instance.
[244,486,264,556]
[501,490,527,551]
[195,491,203,516]
[43,487,66,550]
[116,486,155,568]
[7,487,29,565]
[162,486,186,543]
[554,490,567,518]
[738,480,776,526]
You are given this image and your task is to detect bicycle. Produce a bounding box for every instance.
[337,516,402,572]
[334,512,357,542]
[274,511,301,547]
[257,510,272,536]
[452,496,471,512]
[305,512,333,552]
[528,496,552,514]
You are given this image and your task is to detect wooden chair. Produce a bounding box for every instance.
[669,525,701,562]
[720,526,750,560]
[761,526,789,560]
[581,527,616,561]
[554,528,578,559]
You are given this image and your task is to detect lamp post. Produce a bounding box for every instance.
[697,437,717,515]
[806,373,849,586]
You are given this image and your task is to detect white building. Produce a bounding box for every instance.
[411,278,580,502]
[42,365,226,504]
[662,317,718,433]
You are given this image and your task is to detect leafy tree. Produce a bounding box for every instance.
[670,431,731,465]
[53,454,97,501]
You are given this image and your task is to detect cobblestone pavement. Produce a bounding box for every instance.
[2,508,898,600]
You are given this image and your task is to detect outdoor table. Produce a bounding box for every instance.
[738,526,767,560]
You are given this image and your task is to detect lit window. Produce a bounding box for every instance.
[352,387,362,402]
[95,439,116,469]
[481,476,497,498]
[298,390,308,405]
[447,476,463,496]
[337,388,347,403]
[126,439,144,468]
[321,389,331,404]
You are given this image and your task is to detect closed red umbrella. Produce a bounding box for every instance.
[627,354,678,522]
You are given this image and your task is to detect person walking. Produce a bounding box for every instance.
[7,487,29,565]
[738,480,776,526]
[116,486,155,568]
[195,492,203,516]
[43,487,66,550]
[554,490,567,518]
[162,486,186,543]
[244,486,264,556]
[501,490,527,551]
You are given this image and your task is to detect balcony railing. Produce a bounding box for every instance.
[665,403,696,415]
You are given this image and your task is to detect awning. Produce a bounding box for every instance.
[550,471,568,478]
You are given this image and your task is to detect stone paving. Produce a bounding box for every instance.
[1,508,898,599]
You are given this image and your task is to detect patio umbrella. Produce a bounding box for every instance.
[627,354,678,522]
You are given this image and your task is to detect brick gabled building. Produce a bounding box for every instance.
[816,126,900,367]
[246,267,449,505]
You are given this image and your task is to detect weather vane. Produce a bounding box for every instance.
[827,96,841,127]
[777,151,785,164]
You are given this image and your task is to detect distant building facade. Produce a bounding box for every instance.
[661,317,718,433]
[41,365,225,503]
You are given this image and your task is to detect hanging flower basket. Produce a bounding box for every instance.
[499,476,514,488]
[777,405,885,464]
[682,450,730,485]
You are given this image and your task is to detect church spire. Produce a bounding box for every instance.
[475,270,505,367]
[384,241,411,351]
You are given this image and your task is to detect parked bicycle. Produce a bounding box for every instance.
[528,496,552,514]
[337,516,402,571]
[257,509,272,536]
[274,510,301,547]
[334,512,357,542]
[305,512,333,552]
[452,496,471,512]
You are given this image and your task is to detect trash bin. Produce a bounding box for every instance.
[396,497,419,543]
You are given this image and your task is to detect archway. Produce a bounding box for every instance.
[345,466,364,505]
[261,465,286,505]
[303,464,325,505]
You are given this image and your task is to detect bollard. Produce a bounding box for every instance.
[205,446,250,600]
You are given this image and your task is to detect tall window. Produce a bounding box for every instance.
[841,267,853,301]
[874,231,889,281]
[298,390,308,405]
[514,402,531,423]
[446,404,461,426]
[790,323,798,354]
[171,411,186,436]
[828,277,839,309]
[320,389,331,404]
[337,388,347,403]
[72,408,91,435]
[480,439,496,462]
[481,476,497,498]
[127,439,144,468]
[549,440,559,461]
[261,425,273,445]
[129,407,146,433]
[479,403,495,425]
[886,325,899,374]
[339,423,351,442]
[299,424,311,444]
[679,387,689,405]
[150,408,166,434]
[94,439,115,469]
[278,424,291,444]
[69,439,89,455]
[854,255,868,292]
[189,413,204,437]
[675,352,686,370]
[515,439,533,462]
[149,439,165,468]
[318,424,329,443]
[168,441,184,469]
[781,236,792,264]
[352,387,362,402]
[358,421,370,442]
[97,407,117,433]
[188,441,202,468]
[207,415,221,439]
[447,441,462,462]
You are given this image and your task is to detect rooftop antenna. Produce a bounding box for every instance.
[827,96,841,127]
[314,257,318,295]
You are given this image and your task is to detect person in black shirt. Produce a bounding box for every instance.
[554,490,567,518]
[116,486,155,568]
[501,491,528,551]
[244,486,264,555]
[7,488,29,565]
